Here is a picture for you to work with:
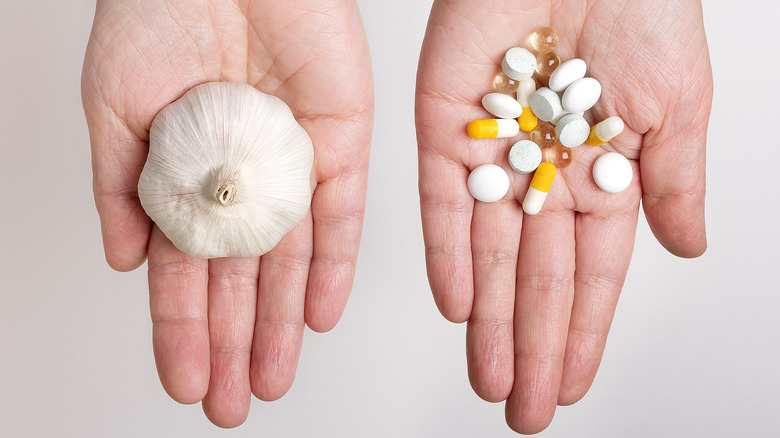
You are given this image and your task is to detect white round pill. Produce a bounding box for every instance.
[592,152,633,193]
[468,164,510,202]
[548,58,587,93]
[528,87,563,122]
[561,77,601,113]
[508,140,542,174]
[502,47,536,81]
[482,93,523,119]
[555,113,590,147]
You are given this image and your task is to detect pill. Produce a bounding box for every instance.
[530,27,558,53]
[586,116,625,146]
[544,143,573,168]
[523,162,556,215]
[468,164,510,203]
[535,51,560,77]
[482,93,523,119]
[561,77,601,113]
[467,119,520,139]
[548,58,587,93]
[508,140,542,174]
[493,71,520,94]
[529,87,563,122]
[555,113,590,148]
[550,109,583,125]
[515,79,538,132]
[592,152,632,193]
[502,47,537,81]
[530,122,557,149]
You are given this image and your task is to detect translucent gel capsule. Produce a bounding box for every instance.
[530,122,558,149]
[544,142,573,168]
[493,71,520,94]
[530,27,558,53]
[536,51,561,77]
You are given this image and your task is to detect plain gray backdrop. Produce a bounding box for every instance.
[1,1,777,437]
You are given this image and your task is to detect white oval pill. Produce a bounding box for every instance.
[502,47,537,81]
[482,93,523,119]
[528,87,563,122]
[561,77,601,113]
[508,140,542,174]
[548,58,587,93]
[555,113,590,147]
[592,152,632,193]
[468,164,510,202]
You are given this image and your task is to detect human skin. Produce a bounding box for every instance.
[82,0,373,428]
[416,0,712,433]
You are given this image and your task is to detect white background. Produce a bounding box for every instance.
[1,1,778,437]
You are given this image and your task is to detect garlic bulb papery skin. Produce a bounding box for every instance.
[138,82,314,259]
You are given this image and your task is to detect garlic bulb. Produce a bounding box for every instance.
[138,82,314,259]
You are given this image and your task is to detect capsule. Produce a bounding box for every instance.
[523,162,556,215]
[467,118,520,139]
[586,116,625,146]
[517,79,538,132]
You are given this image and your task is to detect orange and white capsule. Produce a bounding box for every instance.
[586,116,624,146]
[517,79,538,132]
[522,162,556,215]
[467,118,520,139]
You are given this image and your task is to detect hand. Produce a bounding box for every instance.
[82,0,373,427]
[416,0,712,433]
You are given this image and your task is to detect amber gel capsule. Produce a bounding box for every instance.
[523,162,556,215]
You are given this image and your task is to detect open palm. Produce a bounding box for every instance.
[416,0,712,433]
[82,0,372,428]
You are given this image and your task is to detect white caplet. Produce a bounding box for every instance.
[482,93,523,119]
[548,58,587,93]
[529,87,563,122]
[595,116,625,141]
[508,140,542,174]
[592,152,633,193]
[502,47,537,81]
[468,164,510,203]
[561,77,601,113]
[555,113,590,147]
[516,79,536,107]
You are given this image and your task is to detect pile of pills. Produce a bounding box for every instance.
[466,27,633,215]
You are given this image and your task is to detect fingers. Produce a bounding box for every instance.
[148,226,210,405]
[640,57,713,259]
[558,206,639,405]
[419,153,475,323]
[304,168,367,332]
[251,214,312,401]
[506,209,576,435]
[83,87,153,271]
[467,199,523,401]
[201,257,260,428]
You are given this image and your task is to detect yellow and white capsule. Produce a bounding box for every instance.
[586,116,624,146]
[522,162,556,215]
[517,79,538,132]
[467,118,520,139]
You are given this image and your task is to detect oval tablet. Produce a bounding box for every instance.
[555,113,590,147]
[548,58,587,93]
[508,140,542,174]
[529,87,563,122]
[502,47,537,81]
[482,93,523,119]
[592,152,632,193]
[468,164,510,202]
[561,77,601,113]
